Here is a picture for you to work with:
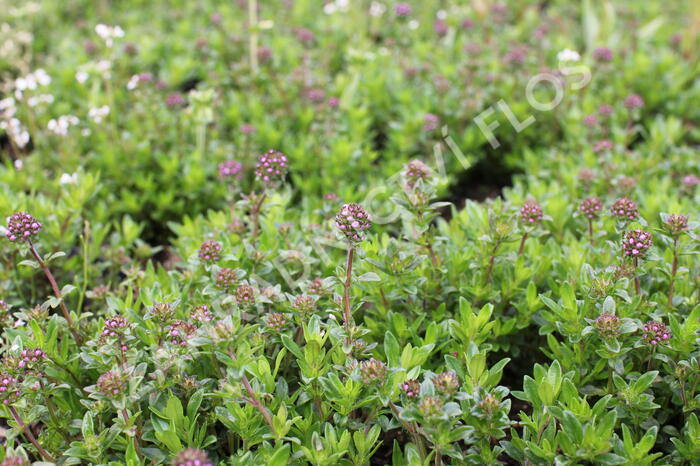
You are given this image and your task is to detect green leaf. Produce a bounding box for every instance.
[384,331,400,367]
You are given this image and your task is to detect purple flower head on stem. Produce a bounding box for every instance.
[165,92,186,108]
[404,160,431,188]
[583,114,598,127]
[172,448,213,466]
[682,174,699,189]
[664,214,688,236]
[255,149,288,187]
[335,203,372,243]
[5,212,41,242]
[423,113,439,132]
[198,240,222,263]
[520,200,543,224]
[579,197,603,219]
[96,371,128,398]
[623,93,644,110]
[401,378,420,398]
[595,313,620,338]
[167,320,196,346]
[598,104,614,116]
[593,139,613,153]
[215,268,237,290]
[592,47,613,62]
[642,320,671,346]
[360,358,387,384]
[622,229,652,259]
[395,3,411,17]
[235,285,256,306]
[240,123,256,134]
[610,197,638,221]
[218,160,243,178]
[433,370,459,396]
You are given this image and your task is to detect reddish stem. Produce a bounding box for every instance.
[9,406,56,462]
[28,241,82,344]
[343,246,355,341]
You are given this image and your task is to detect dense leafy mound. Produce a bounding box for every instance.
[0,0,699,464]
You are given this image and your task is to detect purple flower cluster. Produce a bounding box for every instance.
[198,240,222,263]
[395,3,412,17]
[404,160,431,188]
[215,268,237,290]
[598,104,614,116]
[292,295,316,316]
[401,378,420,398]
[682,174,699,189]
[17,348,47,374]
[255,149,288,186]
[623,93,644,110]
[579,197,603,219]
[583,114,598,127]
[642,320,671,346]
[0,374,20,404]
[418,396,443,418]
[593,139,613,152]
[1,457,30,466]
[167,320,196,346]
[172,448,213,466]
[218,160,243,178]
[594,313,620,338]
[432,370,459,396]
[236,284,256,305]
[520,200,543,224]
[96,371,128,397]
[360,358,387,384]
[610,197,638,221]
[191,305,213,323]
[5,212,41,242]
[166,92,186,107]
[622,229,652,258]
[664,214,688,235]
[335,203,372,243]
[266,312,287,331]
[423,113,439,132]
[592,47,613,62]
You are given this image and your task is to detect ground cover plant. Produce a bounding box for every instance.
[0,0,699,464]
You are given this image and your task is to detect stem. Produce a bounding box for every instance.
[485,242,499,283]
[668,239,678,307]
[250,192,267,238]
[634,257,641,296]
[517,232,529,256]
[248,0,258,74]
[342,246,355,340]
[9,406,56,462]
[241,374,276,435]
[587,218,593,243]
[28,241,82,344]
[121,409,142,453]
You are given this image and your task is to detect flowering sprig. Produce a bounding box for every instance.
[334,203,372,341]
[5,213,81,344]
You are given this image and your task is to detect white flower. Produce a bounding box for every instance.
[437,10,447,20]
[336,0,349,12]
[557,48,580,62]
[369,2,385,16]
[95,23,124,47]
[323,3,336,14]
[76,71,89,83]
[88,105,110,123]
[14,159,23,170]
[59,173,78,185]
[408,19,420,30]
[127,74,140,90]
[47,115,80,136]
[34,69,51,86]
